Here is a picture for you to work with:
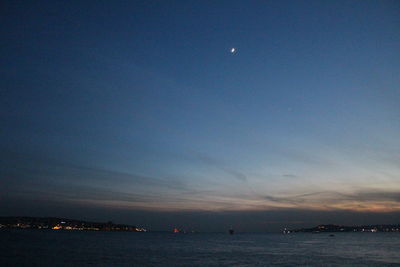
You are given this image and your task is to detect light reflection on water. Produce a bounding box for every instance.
[1,230,399,266]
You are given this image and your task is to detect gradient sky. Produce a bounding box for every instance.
[1,0,399,231]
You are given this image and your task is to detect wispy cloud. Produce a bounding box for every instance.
[259,189,400,211]
[2,150,399,213]
[190,151,247,182]
[342,190,400,203]
[282,174,298,178]
[0,150,191,208]
[0,150,187,190]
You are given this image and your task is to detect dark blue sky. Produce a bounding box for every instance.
[1,0,399,231]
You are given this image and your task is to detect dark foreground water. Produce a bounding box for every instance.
[1,230,399,266]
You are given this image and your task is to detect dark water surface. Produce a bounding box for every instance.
[1,229,399,266]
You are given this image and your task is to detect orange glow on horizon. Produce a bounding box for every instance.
[71,193,400,213]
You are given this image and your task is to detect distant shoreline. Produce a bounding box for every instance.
[1,217,400,234]
[0,216,147,232]
[287,224,400,233]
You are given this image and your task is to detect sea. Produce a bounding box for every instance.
[1,230,399,266]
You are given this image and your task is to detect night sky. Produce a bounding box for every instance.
[1,0,399,232]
